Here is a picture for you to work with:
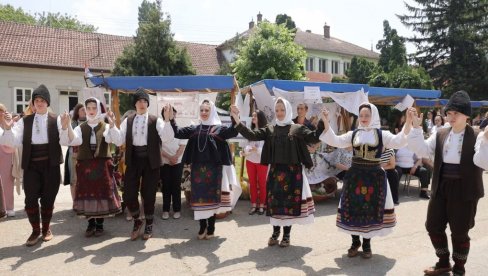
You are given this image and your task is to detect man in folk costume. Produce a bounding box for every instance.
[407,91,487,276]
[107,88,174,240]
[0,84,70,246]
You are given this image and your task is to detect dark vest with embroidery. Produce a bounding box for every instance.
[21,113,63,169]
[351,129,383,162]
[431,126,484,200]
[77,121,112,160]
[125,114,161,169]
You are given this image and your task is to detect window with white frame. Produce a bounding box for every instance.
[331,60,339,74]
[319,59,328,73]
[14,87,33,114]
[343,62,351,74]
[305,57,314,71]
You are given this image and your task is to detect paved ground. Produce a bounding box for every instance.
[1,174,487,276]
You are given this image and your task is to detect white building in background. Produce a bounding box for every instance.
[0,22,224,114]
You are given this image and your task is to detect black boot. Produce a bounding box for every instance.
[268,226,280,246]
[280,226,291,247]
[95,218,104,237]
[206,215,216,239]
[85,218,96,237]
[348,235,361,257]
[362,238,372,258]
[198,219,207,239]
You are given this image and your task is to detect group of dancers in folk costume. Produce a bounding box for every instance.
[1,84,487,275]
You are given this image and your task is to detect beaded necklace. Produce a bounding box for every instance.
[197,124,212,153]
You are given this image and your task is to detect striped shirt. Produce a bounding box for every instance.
[380,148,395,164]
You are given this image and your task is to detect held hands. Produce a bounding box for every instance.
[0,112,14,130]
[106,110,116,128]
[61,110,71,130]
[407,107,423,129]
[162,104,174,122]
[321,107,330,131]
[230,105,240,124]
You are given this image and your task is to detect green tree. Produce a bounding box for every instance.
[0,4,97,32]
[368,20,432,90]
[233,21,306,86]
[0,4,35,24]
[112,0,195,113]
[36,12,97,32]
[399,0,488,99]
[275,14,296,31]
[376,20,407,72]
[346,57,376,83]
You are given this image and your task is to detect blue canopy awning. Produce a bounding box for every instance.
[415,99,488,108]
[88,75,237,92]
[246,79,441,105]
[250,79,369,93]
[368,87,441,99]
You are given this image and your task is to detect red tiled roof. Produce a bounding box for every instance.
[294,29,379,59]
[0,21,222,75]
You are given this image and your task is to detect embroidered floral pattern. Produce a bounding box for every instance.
[267,164,303,216]
[190,163,222,208]
[339,165,386,226]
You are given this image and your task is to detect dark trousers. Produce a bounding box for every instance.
[23,160,61,232]
[24,160,61,209]
[123,156,159,220]
[397,166,431,189]
[385,168,399,203]
[160,163,183,212]
[426,178,478,273]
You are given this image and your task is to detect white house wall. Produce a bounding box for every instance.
[0,65,94,114]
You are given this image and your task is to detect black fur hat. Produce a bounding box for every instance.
[133,87,150,107]
[444,90,471,117]
[32,84,51,107]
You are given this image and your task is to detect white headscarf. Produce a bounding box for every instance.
[85,97,105,124]
[274,97,294,126]
[357,102,381,130]
[200,100,221,126]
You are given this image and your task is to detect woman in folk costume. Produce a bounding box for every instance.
[0,103,22,218]
[169,99,238,240]
[230,97,324,247]
[407,91,487,276]
[61,97,121,237]
[64,103,86,206]
[320,102,412,258]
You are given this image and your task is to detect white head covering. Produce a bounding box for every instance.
[357,102,381,130]
[85,97,105,124]
[200,100,221,126]
[274,97,293,126]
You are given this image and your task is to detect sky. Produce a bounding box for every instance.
[1,0,418,53]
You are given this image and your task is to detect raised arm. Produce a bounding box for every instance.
[474,131,488,170]
[156,118,175,143]
[216,125,238,140]
[169,120,196,140]
[406,108,435,159]
[0,114,23,148]
[318,107,352,148]
[230,104,267,141]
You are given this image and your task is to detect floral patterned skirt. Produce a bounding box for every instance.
[337,160,396,238]
[74,158,122,218]
[267,164,315,226]
[190,163,223,212]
